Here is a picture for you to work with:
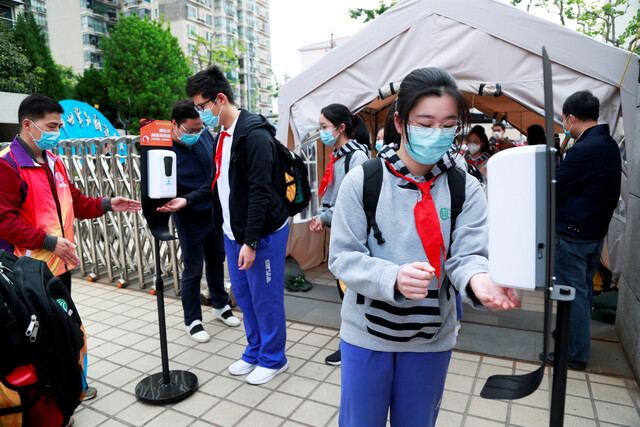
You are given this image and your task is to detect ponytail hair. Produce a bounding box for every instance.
[321,103,371,149]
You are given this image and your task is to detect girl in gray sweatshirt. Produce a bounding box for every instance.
[328,68,520,427]
[312,103,370,367]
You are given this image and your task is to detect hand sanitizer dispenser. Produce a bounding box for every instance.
[487,145,547,291]
[148,150,176,199]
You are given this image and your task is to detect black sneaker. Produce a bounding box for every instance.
[538,352,587,371]
[325,349,341,366]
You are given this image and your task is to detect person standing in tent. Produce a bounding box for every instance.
[538,90,621,370]
[0,93,142,402]
[489,122,515,153]
[328,68,520,426]
[310,103,370,367]
[464,125,491,180]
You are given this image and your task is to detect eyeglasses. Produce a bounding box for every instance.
[180,124,204,135]
[407,119,463,138]
[194,98,215,112]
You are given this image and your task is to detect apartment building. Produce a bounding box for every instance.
[0,0,23,29]
[159,0,274,116]
[11,0,272,115]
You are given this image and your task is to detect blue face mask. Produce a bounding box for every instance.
[562,117,573,139]
[179,125,202,146]
[375,140,384,151]
[29,120,60,150]
[319,128,338,146]
[405,125,456,165]
[198,101,222,127]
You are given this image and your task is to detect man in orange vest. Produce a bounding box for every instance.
[0,93,141,401]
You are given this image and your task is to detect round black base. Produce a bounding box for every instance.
[135,371,198,405]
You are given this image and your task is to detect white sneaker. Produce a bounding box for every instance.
[186,319,210,343]
[246,361,289,385]
[228,359,258,376]
[213,305,241,327]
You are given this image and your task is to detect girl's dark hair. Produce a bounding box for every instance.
[396,68,470,147]
[321,103,371,149]
[468,125,490,153]
[383,103,401,147]
[526,124,546,145]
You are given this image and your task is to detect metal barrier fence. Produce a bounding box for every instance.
[55,137,182,293]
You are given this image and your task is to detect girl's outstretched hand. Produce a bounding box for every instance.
[469,273,521,311]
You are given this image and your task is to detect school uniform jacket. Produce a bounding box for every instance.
[184,109,289,245]
[0,136,109,276]
[328,147,488,353]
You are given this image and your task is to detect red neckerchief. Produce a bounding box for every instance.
[211,130,230,191]
[385,160,445,284]
[318,152,340,197]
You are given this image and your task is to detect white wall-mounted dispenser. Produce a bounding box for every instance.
[487,145,548,291]
[147,150,177,199]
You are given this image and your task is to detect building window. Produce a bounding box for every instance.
[205,13,212,26]
[188,43,196,56]
[205,31,214,41]
[154,8,159,18]
[215,17,223,29]
[84,51,104,68]
[186,5,197,20]
[0,5,13,28]
[188,24,197,39]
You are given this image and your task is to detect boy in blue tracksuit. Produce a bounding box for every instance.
[159,67,290,385]
[169,99,240,343]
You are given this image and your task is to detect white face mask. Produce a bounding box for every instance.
[493,131,503,140]
[467,143,481,155]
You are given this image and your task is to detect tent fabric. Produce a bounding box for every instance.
[277,0,637,155]
[277,0,638,270]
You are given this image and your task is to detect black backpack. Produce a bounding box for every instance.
[274,140,312,216]
[0,250,87,425]
[350,159,466,303]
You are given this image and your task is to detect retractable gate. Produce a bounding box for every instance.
[57,137,182,293]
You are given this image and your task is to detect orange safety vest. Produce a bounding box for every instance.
[9,150,75,276]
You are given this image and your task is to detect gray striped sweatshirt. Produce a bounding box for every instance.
[328,156,489,353]
[317,141,369,226]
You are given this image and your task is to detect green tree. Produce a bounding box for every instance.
[511,0,639,52]
[0,22,39,93]
[349,1,400,23]
[74,66,117,124]
[101,15,191,134]
[57,64,79,100]
[13,13,69,99]
[189,33,244,90]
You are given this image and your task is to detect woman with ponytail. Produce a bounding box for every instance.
[310,104,370,233]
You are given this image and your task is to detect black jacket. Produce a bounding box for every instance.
[185,109,288,245]
[555,124,621,241]
[170,128,214,219]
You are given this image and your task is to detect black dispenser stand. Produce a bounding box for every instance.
[135,142,197,404]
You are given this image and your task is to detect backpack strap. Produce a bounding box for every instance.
[443,166,466,299]
[344,151,354,175]
[352,159,385,305]
[1,154,27,207]
[362,158,385,246]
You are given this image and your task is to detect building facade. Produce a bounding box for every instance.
[159,0,274,115]
[15,0,273,115]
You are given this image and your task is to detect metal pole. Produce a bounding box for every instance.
[154,238,170,385]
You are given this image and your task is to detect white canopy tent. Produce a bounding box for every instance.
[277,0,638,269]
